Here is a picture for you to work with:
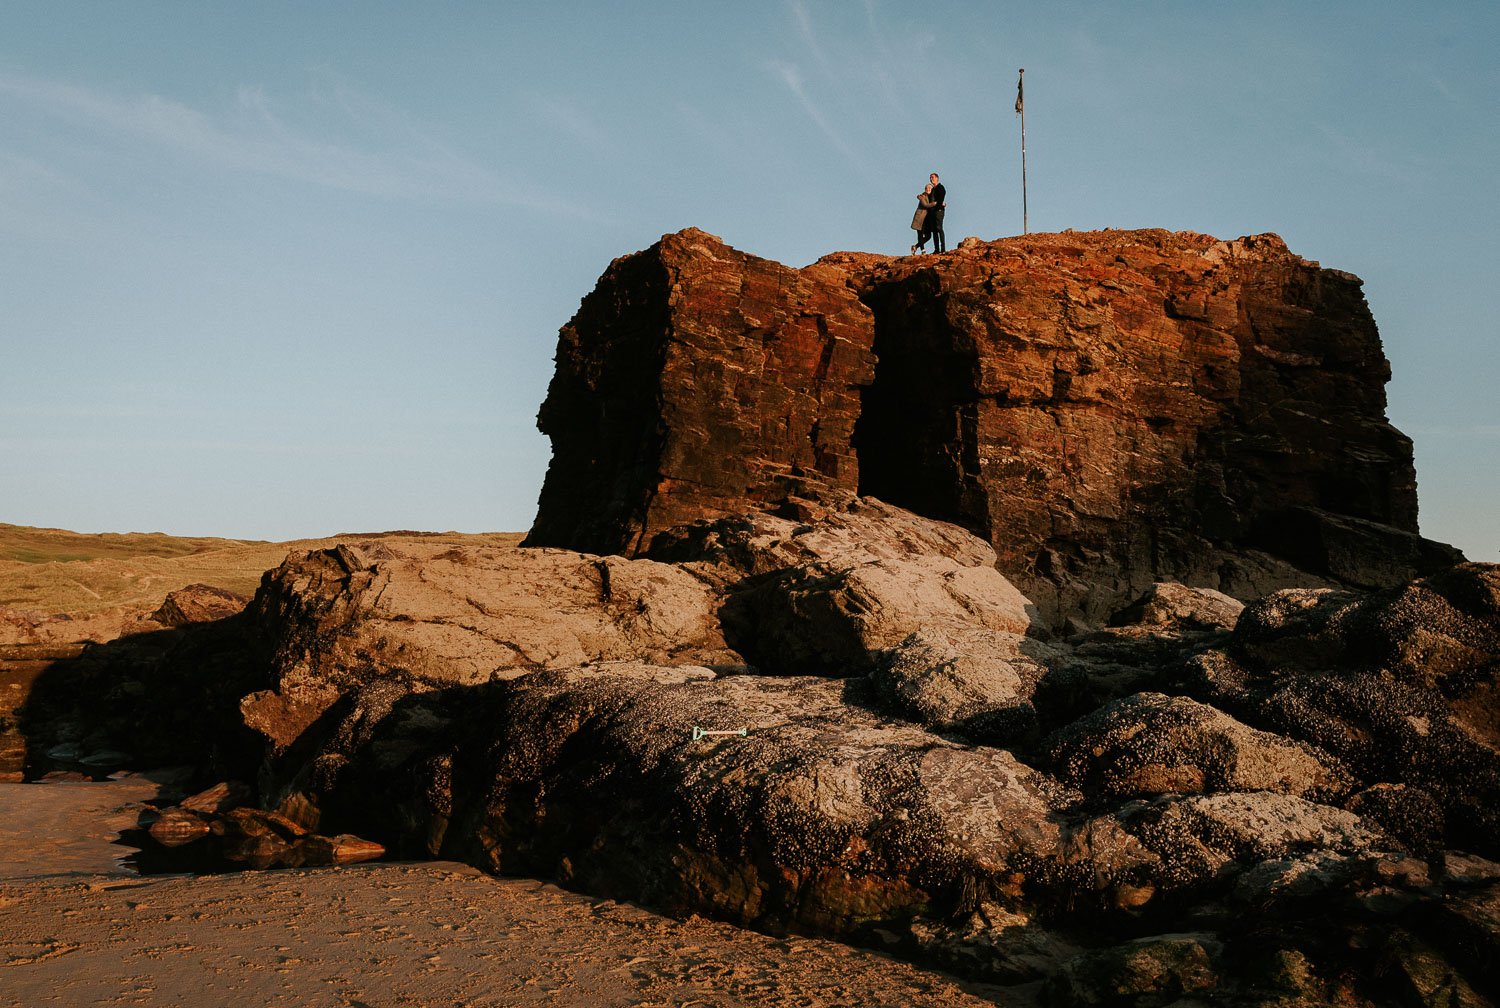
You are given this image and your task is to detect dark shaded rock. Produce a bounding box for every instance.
[1031,625,1232,734]
[15,616,263,783]
[908,903,1082,984]
[274,664,1082,936]
[1186,564,1500,859]
[1224,563,1500,703]
[1229,850,1433,916]
[145,807,210,847]
[178,779,253,815]
[134,798,385,873]
[1355,563,1500,703]
[1269,506,1466,593]
[1041,933,1222,1007]
[1346,783,1446,857]
[1258,673,1500,857]
[1442,852,1500,888]
[0,643,89,778]
[1381,928,1492,1008]
[298,833,386,867]
[1425,885,1500,998]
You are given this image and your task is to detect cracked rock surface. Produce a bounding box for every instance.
[145,500,1492,1004]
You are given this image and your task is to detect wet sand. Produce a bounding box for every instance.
[0,781,1020,1007]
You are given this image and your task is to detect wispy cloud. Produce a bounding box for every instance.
[766,2,957,178]
[767,58,870,175]
[788,0,836,80]
[0,68,591,217]
[1312,121,1421,182]
[530,95,617,155]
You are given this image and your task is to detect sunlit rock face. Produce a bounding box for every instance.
[526,228,876,558]
[526,227,1459,626]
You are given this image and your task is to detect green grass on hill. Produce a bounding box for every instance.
[0,523,269,565]
[0,523,522,617]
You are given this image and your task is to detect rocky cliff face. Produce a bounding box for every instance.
[529,229,876,557]
[527,228,1459,624]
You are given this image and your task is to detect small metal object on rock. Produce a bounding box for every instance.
[691,726,748,742]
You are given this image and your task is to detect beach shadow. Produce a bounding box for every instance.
[13,614,264,784]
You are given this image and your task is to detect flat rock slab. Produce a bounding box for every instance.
[0,781,1024,1008]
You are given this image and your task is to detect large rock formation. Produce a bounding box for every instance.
[194,512,1498,1004]
[18,506,1499,1003]
[527,228,1460,624]
[14,230,1495,1005]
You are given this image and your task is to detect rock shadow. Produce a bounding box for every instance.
[12,614,264,784]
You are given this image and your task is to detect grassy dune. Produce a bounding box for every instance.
[0,523,522,617]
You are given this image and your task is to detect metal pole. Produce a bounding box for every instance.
[1018,68,1028,234]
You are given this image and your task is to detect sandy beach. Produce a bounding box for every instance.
[0,780,1018,1007]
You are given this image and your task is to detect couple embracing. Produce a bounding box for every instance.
[909,172,947,254]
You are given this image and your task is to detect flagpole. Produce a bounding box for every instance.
[1016,68,1028,234]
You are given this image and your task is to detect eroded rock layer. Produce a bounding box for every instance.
[528,228,1459,623]
[529,229,876,557]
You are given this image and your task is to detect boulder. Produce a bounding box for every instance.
[1353,563,1500,702]
[721,554,1034,677]
[145,807,211,847]
[1345,783,1446,857]
[268,663,1082,936]
[650,495,1040,677]
[646,494,1006,580]
[1183,565,1500,858]
[1226,586,1366,673]
[1041,933,1222,1007]
[241,538,740,750]
[870,628,1052,743]
[149,584,249,626]
[1046,692,1350,801]
[1226,563,1500,702]
[1258,671,1500,856]
[1112,792,1391,891]
[1109,583,1244,632]
[908,903,1082,984]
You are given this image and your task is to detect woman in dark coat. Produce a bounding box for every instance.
[910,183,937,254]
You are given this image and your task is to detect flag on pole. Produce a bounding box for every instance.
[1014,70,1024,114]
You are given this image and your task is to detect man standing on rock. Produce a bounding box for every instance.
[928,173,947,253]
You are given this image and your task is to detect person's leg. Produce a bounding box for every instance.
[934,222,945,253]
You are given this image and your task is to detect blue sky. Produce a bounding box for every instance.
[2,2,1495,560]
